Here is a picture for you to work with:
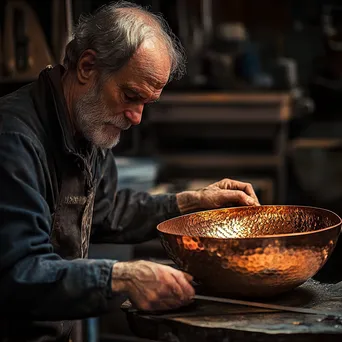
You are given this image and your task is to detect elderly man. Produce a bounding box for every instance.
[0,1,259,341]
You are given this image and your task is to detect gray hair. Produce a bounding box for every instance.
[63,1,186,81]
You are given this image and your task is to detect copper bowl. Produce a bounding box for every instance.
[157,205,341,298]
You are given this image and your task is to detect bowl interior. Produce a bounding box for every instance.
[158,206,341,239]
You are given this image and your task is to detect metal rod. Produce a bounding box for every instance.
[194,294,342,318]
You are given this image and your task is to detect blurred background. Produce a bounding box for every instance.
[1,0,342,341]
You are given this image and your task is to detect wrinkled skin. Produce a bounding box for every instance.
[62,38,169,149]
[112,261,195,311]
[176,178,260,214]
[201,178,260,206]
[62,33,260,312]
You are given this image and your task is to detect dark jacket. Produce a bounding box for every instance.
[0,65,179,341]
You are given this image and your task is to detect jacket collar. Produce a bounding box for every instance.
[45,64,78,154]
[31,65,94,157]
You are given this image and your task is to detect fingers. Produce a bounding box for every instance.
[221,189,258,206]
[217,179,260,205]
[130,280,185,312]
[155,268,195,310]
[164,271,185,299]
[239,182,260,205]
[171,271,195,300]
[182,272,194,283]
[139,298,188,312]
[136,275,194,312]
[129,263,195,312]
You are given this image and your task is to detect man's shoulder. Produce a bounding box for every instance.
[0,83,34,114]
[0,85,44,152]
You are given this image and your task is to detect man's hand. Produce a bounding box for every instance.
[111,261,195,311]
[176,178,260,214]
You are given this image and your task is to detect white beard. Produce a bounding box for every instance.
[74,85,130,149]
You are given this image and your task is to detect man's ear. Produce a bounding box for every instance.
[76,49,98,84]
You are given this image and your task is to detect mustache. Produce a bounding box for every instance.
[106,121,131,131]
[76,89,132,132]
[118,123,131,131]
[104,112,131,131]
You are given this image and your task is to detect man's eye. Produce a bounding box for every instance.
[124,93,139,103]
[124,93,132,101]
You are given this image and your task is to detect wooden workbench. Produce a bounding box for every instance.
[122,279,342,342]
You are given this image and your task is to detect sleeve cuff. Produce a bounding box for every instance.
[168,193,181,218]
[152,193,181,220]
[98,259,118,300]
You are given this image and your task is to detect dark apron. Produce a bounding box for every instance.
[51,156,96,342]
[51,158,95,260]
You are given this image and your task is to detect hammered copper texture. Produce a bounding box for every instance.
[157,206,342,298]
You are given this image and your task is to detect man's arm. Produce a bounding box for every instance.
[91,152,180,244]
[91,152,260,244]
[0,132,115,320]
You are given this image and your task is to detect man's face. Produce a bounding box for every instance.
[73,39,171,149]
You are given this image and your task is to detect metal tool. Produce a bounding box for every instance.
[194,294,342,318]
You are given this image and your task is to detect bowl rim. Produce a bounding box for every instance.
[157,205,342,240]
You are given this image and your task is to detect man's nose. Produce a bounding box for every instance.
[124,105,144,125]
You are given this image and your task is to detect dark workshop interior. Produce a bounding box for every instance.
[1,0,342,341]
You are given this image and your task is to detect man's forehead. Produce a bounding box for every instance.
[125,42,171,88]
[120,68,168,93]
[121,81,162,100]
[143,73,168,90]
